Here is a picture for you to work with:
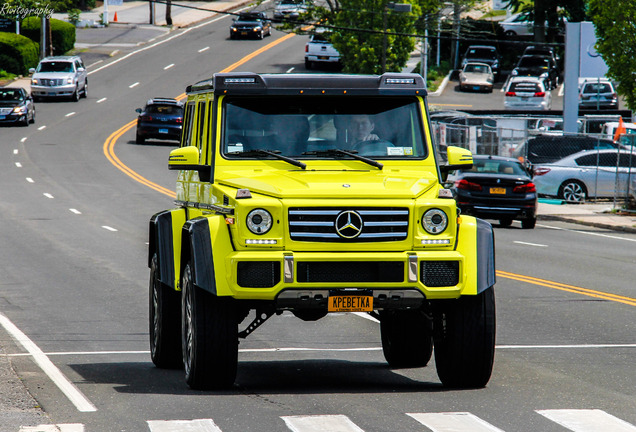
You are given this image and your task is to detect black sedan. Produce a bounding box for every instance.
[0,87,35,126]
[229,12,272,40]
[135,98,183,144]
[445,155,538,229]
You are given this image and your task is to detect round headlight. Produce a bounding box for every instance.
[422,209,448,235]
[246,209,273,234]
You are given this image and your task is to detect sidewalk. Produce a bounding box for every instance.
[538,200,636,233]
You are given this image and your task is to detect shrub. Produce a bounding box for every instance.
[21,17,76,55]
[0,32,39,75]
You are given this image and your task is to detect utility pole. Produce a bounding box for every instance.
[381,2,412,73]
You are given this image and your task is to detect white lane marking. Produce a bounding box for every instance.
[21,137,27,142]
[101,225,118,232]
[147,419,222,432]
[286,67,295,73]
[282,415,365,432]
[69,208,82,215]
[129,82,139,88]
[537,409,636,432]
[13,149,18,154]
[43,193,54,199]
[408,412,505,432]
[15,162,22,167]
[352,312,379,322]
[7,343,636,358]
[198,46,210,52]
[497,343,636,349]
[538,223,636,242]
[0,313,97,412]
[26,177,34,183]
[513,241,548,247]
[110,49,119,57]
[38,125,46,130]
[96,97,107,103]
[87,59,103,68]
[163,63,175,70]
[20,424,84,432]
[66,112,76,117]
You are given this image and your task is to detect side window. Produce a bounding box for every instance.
[619,153,636,168]
[181,102,195,147]
[197,101,206,149]
[575,155,598,166]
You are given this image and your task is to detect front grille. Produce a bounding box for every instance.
[237,261,280,287]
[289,207,409,242]
[297,261,404,283]
[41,78,63,86]
[421,261,459,287]
[0,108,12,115]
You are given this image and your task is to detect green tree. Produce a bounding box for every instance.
[503,0,587,42]
[278,0,441,74]
[589,0,636,110]
[331,0,421,73]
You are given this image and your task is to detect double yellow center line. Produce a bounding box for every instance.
[497,270,636,307]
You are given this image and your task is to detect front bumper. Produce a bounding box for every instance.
[31,84,76,98]
[0,113,26,124]
[224,250,467,302]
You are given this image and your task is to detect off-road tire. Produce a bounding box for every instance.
[433,287,496,388]
[380,309,433,368]
[149,254,182,368]
[182,262,238,390]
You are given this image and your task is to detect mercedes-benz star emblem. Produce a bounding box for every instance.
[335,210,363,239]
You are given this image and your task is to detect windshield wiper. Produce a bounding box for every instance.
[229,149,306,170]
[303,149,383,170]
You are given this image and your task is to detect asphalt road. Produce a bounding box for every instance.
[1,13,636,432]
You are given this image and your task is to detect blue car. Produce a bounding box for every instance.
[135,98,183,144]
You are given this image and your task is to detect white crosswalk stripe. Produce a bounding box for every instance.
[19,425,84,432]
[407,412,506,432]
[15,409,636,431]
[282,415,365,432]
[537,409,636,432]
[146,419,223,432]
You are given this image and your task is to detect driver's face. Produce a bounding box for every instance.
[348,115,374,140]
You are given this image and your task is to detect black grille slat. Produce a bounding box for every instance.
[289,207,409,242]
[297,261,404,283]
[237,261,280,288]
[421,261,459,287]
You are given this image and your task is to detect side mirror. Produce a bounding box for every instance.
[169,146,200,170]
[28,68,35,74]
[135,108,142,113]
[441,146,473,172]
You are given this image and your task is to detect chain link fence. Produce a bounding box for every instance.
[431,114,636,208]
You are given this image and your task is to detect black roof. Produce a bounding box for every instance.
[186,72,427,97]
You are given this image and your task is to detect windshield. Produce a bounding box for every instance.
[518,57,549,68]
[222,96,428,159]
[38,62,74,73]
[0,89,23,101]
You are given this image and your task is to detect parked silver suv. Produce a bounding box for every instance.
[29,56,88,102]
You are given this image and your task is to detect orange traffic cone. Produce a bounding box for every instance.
[113,12,118,22]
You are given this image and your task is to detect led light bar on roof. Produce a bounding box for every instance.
[225,77,256,84]
[385,78,415,85]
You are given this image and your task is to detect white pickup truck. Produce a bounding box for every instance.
[304,33,341,69]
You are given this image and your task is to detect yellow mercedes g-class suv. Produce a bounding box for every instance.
[148,72,496,390]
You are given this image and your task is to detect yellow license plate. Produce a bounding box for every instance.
[490,187,506,194]
[328,296,373,312]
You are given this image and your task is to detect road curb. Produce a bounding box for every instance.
[538,214,636,234]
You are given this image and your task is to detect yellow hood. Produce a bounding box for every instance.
[218,169,438,199]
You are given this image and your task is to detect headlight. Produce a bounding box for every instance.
[511,69,518,76]
[253,27,262,31]
[246,209,273,234]
[31,79,38,85]
[12,106,27,114]
[67,78,74,84]
[422,209,448,235]
[540,72,548,78]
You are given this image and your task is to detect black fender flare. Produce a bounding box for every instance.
[476,218,496,294]
[149,209,184,289]
[181,217,217,295]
